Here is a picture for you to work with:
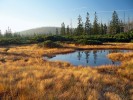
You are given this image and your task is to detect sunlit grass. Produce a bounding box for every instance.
[108,52,133,61]
[0,43,132,99]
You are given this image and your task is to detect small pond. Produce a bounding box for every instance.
[44,49,131,67]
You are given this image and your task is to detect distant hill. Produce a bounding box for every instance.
[18,27,61,36]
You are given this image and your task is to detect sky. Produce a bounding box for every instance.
[0,0,133,33]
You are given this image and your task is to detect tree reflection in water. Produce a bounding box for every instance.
[76,50,128,65]
[48,49,130,66]
[85,51,90,63]
[93,50,97,64]
[77,51,82,60]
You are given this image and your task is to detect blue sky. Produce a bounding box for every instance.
[0,0,133,32]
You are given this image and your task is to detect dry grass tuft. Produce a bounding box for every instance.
[107,52,133,61]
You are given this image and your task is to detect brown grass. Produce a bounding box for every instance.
[108,52,133,61]
[0,43,132,100]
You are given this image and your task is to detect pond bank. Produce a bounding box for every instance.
[41,43,133,58]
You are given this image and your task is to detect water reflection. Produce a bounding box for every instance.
[93,50,97,64]
[46,49,131,67]
[85,51,90,63]
[77,51,82,61]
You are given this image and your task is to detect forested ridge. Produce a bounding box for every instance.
[0,11,133,46]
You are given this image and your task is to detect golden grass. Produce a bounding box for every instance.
[108,52,133,61]
[0,43,132,99]
[64,42,133,50]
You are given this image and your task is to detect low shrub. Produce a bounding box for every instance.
[0,38,23,45]
[88,40,103,45]
[44,35,73,42]
[38,40,62,48]
[76,39,103,45]
[131,39,133,43]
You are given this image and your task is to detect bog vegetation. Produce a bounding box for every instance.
[0,43,132,99]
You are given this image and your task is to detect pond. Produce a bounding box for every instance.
[44,49,131,67]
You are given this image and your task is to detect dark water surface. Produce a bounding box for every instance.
[44,49,131,67]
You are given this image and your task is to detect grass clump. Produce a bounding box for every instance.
[38,40,62,48]
[107,52,133,61]
[0,57,6,63]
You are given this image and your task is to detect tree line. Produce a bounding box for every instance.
[0,11,133,46]
[0,27,21,38]
[59,11,133,35]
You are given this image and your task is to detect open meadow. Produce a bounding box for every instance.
[0,43,132,100]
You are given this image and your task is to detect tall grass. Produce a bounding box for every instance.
[0,43,132,99]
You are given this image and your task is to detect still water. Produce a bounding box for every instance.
[45,49,131,67]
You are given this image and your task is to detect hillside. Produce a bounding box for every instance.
[19,27,61,35]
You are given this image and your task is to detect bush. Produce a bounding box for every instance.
[0,38,23,45]
[76,39,103,45]
[45,35,73,42]
[131,40,133,43]
[38,40,62,48]
[32,35,45,43]
[88,40,103,45]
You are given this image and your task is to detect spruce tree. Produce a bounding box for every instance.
[67,25,70,35]
[119,20,124,33]
[103,24,107,34]
[77,15,84,35]
[109,11,120,34]
[61,22,65,35]
[56,28,59,35]
[93,12,99,34]
[70,28,73,35]
[4,27,12,37]
[99,23,104,34]
[85,12,91,35]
